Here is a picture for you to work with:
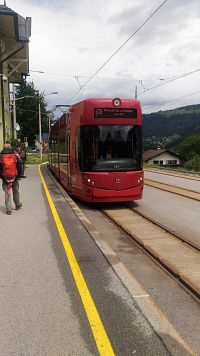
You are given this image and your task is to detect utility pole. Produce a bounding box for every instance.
[38,92,58,160]
[38,96,42,160]
[47,112,51,133]
[12,83,17,139]
[135,85,138,99]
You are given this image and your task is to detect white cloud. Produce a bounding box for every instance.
[6,0,200,114]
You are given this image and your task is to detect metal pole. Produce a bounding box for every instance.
[38,97,42,160]
[135,85,137,99]
[48,113,51,133]
[12,83,17,139]
[0,63,6,144]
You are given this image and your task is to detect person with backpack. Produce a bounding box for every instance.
[0,143,22,215]
[19,145,27,178]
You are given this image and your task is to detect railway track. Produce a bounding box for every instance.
[144,178,200,201]
[145,168,200,181]
[47,165,200,300]
[103,207,200,300]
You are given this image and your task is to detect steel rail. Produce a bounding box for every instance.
[145,178,200,201]
[145,168,200,181]
[102,207,200,302]
[45,164,200,301]
[129,207,200,252]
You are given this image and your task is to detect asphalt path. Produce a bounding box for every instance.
[0,166,95,355]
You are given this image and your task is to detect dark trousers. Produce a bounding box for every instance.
[2,178,21,212]
[21,161,25,176]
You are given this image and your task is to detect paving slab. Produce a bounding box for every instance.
[109,215,143,225]
[181,274,200,295]
[105,207,200,299]
[161,255,200,276]
[105,208,130,216]
[143,238,198,258]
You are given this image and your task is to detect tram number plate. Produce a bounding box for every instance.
[94,108,137,118]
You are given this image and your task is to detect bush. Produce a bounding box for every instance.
[26,153,49,164]
[185,155,200,172]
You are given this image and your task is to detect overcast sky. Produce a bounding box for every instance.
[5,0,200,117]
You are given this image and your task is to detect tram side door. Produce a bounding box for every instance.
[66,128,72,193]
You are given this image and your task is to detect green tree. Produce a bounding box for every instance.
[15,80,48,146]
[178,135,200,160]
[185,155,200,171]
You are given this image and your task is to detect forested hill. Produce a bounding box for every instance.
[143,104,200,150]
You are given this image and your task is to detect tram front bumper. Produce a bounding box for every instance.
[92,184,143,202]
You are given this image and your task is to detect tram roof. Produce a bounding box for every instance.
[71,98,141,106]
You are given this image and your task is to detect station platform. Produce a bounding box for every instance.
[0,164,194,355]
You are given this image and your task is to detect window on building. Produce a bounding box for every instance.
[153,160,159,164]
[166,160,177,165]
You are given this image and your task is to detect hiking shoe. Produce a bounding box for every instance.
[7,211,12,215]
[16,203,22,210]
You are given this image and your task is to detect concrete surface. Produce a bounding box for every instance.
[0,164,181,355]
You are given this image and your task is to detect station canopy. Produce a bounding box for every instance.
[0,4,31,82]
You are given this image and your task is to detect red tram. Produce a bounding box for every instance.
[49,98,143,202]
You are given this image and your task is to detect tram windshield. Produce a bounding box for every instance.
[78,125,142,171]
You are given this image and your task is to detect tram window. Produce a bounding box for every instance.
[75,127,80,165]
[76,126,90,169]
[59,138,67,163]
[51,134,59,164]
[66,128,70,162]
[79,125,142,171]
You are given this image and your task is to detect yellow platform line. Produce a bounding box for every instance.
[38,165,115,356]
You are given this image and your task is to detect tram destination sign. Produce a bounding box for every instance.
[94,108,137,118]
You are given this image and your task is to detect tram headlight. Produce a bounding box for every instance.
[87,179,95,186]
[137,177,144,184]
[84,175,95,186]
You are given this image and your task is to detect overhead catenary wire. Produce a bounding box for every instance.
[67,0,168,103]
[138,68,200,96]
[143,89,200,112]
[29,70,122,80]
[29,70,73,77]
[29,69,166,82]
[29,68,200,97]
